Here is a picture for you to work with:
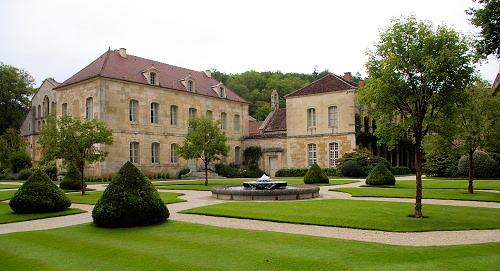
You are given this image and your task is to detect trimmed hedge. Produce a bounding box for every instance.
[92,161,169,228]
[366,163,396,185]
[275,168,309,177]
[457,151,499,178]
[391,166,411,175]
[304,163,329,184]
[60,166,86,190]
[9,170,71,213]
[340,160,367,177]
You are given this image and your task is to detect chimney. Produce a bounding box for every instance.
[358,80,365,87]
[344,72,351,81]
[205,70,212,78]
[119,48,127,58]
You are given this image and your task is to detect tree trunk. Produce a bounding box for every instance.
[80,162,86,195]
[414,138,423,218]
[204,161,209,186]
[468,150,474,194]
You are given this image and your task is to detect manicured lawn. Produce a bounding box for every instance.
[371,179,500,191]
[181,199,500,232]
[0,190,17,201]
[0,184,21,189]
[66,191,186,205]
[332,187,500,202]
[154,178,357,191]
[0,221,498,271]
[0,202,86,224]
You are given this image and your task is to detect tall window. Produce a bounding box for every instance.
[206,110,212,118]
[189,108,197,119]
[170,144,178,164]
[37,105,41,118]
[150,72,156,85]
[329,142,339,168]
[234,114,240,132]
[308,143,317,166]
[129,99,138,122]
[43,96,50,117]
[62,103,68,115]
[328,106,338,127]
[151,102,159,124]
[188,80,194,92]
[307,108,316,127]
[221,156,227,164]
[86,97,93,120]
[170,105,178,125]
[220,112,227,131]
[235,147,240,164]
[151,142,159,164]
[130,142,139,164]
[219,87,225,98]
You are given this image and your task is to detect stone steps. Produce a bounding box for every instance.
[181,170,226,180]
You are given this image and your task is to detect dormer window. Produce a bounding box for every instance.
[188,80,194,92]
[211,83,226,98]
[219,87,225,98]
[180,75,196,93]
[142,66,159,86]
[150,72,156,85]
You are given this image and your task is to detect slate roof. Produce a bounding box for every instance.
[263,108,286,132]
[249,120,264,135]
[284,73,358,98]
[56,49,249,103]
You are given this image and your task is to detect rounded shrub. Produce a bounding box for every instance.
[340,160,367,177]
[457,151,499,178]
[178,168,190,178]
[366,163,396,185]
[304,163,329,184]
[60,166,86,190]
[9,150,32,173]
[17,168,33,180]
[9,169,71,213]
[244,164,266,178]
[92,161,169,228]
[371,156,391,171]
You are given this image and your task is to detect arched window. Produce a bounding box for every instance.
[189,108,197,119]
[328,106,338,127]
[234,114,240,132]
[235,146,240,164]
[151,142,160,164]
[62,103,68,115]
[151,102,159,124]
[307,108,316,127]
[43,96,50,117]
[170,105,178,125]
[37,105,41,118]
[206,110,212,118]
[308,143,317,166]
[220,112,227,131]
[129,99,138,122]
[329,142,339,168]
[86,97,93,120]
[130,142,139,164]
[170,144,178,164]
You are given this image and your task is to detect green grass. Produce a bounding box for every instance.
[0,202,86,224]
[66,191,186,205]
[332,187,500,202]
[373,179,500,191]
[154,178,357,191]
[0,184,21,189]
[0,221,498,270]
[0,190,17,201]
[181,199,500,232]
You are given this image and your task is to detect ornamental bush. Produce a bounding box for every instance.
[275,168,308,177]
[60,166,86,190]
[340,160,367,177]
[366,163,396,185]
[178,168,190,178]
[43,166,58,181]
[391,166,411,175]
[457,151,499,178]
[17,168,33,180]
[371,156,391,171]
[9,169,71,213]
[9,149,32,173]
[243,164,266,178]
[304,163,329,184]
[92,161,169,228]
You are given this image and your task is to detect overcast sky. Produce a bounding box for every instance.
[1,0,498,87]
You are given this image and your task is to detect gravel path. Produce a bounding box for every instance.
[1,178,499,246]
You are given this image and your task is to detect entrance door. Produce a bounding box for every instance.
[269,157,278,177]
[189,158,197,172]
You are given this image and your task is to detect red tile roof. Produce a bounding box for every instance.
[264,108,286,132]
[56,49,249,103]
[249,120,264,135]
[284,73,357,98]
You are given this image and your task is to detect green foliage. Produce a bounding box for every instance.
[336,149,371,169]
[275,168,309,177]
[178,168,190,178]
[216,165,239,178]
[9,149,32,173]
[43,165,58,181]
[304,163,329,184]
[467,0,500,59]
[0,63,36,134]
[341,160,367,177]
[391,166,411,175]
[457,151,499,178]
[371,156,391,171]
[60,166,86,190]
[423,149,461,177]
[366,163,396,185]
[17,168,32,180]
[9,170,71,213]
[0,128,28,165]
[92,161,169,228]
[322,168,338,176]
[243,146,262,166]
[244,164,266,178]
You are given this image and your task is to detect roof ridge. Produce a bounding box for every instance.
[98,50,111,76]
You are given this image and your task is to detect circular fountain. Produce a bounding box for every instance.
[211,174,320,201]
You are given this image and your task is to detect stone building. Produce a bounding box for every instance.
[21,48,363,177]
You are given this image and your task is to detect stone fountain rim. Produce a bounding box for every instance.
[211,184,320,196]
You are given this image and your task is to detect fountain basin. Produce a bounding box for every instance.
[211,184,320,201]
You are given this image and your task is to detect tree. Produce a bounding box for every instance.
[0,62,36,134]
[357,16,474,218]
[176,116,230,186]
[467,0,500,59]
[435,79,500,193]
[38,114,114,195]
[0,128,28,166]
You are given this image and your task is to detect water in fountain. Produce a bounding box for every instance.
[243,174,288,190]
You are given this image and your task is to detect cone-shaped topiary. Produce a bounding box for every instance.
[9,170,71,213]
[304,163,329,184]
[92,161,169,228]
[60,166,87,190]
[365,163,396,185]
